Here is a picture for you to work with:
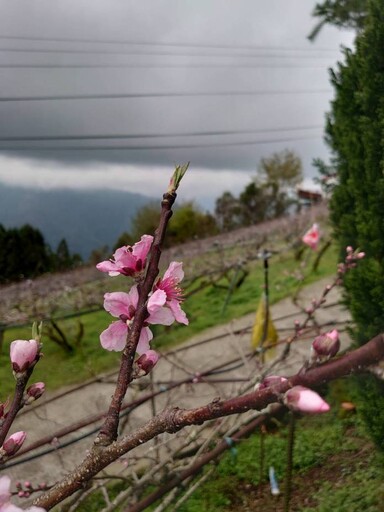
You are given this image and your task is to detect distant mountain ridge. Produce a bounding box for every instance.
[0,183,154,258]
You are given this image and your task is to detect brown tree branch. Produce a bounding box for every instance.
[96,191,177,446]
[34,333,384,510]
[0,365,35,448]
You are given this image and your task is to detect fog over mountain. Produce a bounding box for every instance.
[0,183,153,258]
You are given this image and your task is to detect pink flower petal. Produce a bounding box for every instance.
[100,321,128,351]
[113,247,136,269]
[132,235,153,261]
[147,289,167,313]
[163,261,184,283]
[168,299,189,325]
[96,260,119,273]
[136,327,153,355]
[148,306,175,326]
[0,476,11,506]
[104,287,138,318]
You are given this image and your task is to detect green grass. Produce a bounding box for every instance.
[0,244,338,397]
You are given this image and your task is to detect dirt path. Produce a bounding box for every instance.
[3,277,351,497]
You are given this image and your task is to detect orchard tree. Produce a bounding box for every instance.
[124,200,218,248]
[214,191,242,231]
[322,0,384,448]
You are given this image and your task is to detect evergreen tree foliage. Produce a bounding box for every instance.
[325,0,384,448]
[309,0,367,40]
[0,224,50,282]
[0,225,82,282]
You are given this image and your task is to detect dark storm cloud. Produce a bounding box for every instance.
[0,0,354,182]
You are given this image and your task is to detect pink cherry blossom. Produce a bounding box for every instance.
[10,340,39,374]
[0,476,10,507]
[155,262,188,325]
[302,223,320,250]
[96,235,153,277]
[0,476,46,511]
[284,386,330,414]
[100,285,174,354]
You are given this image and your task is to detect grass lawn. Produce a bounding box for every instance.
[0,244,338,397]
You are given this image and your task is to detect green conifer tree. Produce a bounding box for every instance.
[326,0,384,448]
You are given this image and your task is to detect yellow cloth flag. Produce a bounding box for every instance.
[251,294,278,360]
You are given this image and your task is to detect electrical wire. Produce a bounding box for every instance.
[0,134,322,152]
[0,62,331,70]
[0,124,322,142]
[0,34,340,53]
[0,89,331,102]
[0,47,337,60]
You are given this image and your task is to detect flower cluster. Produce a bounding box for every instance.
[0,475,46,511]
[98,237,188,371]
[337,245,365,275]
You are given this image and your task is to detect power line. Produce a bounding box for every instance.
[0,124,322,143]
[0,134,321,152]
[0,62,330,70]
[0,46,337,59]
[0,89,331,102]
[0,34,340,53]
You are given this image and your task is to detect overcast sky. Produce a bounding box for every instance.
[0,0,355,209]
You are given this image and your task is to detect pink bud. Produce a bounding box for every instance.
[357,252,365,259]
[135,350,160,376]
[256,375,288,390]
[25,382,45,404]
[312,329,340,359]
[10,339,39,374]
[2,431,27,456]
[284,386,330,414]
[346,246,353,253]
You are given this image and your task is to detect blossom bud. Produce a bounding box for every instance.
[356,252,365,259]
[312,329,340,360]
[258,375,287,389]
[25,382,45,404]
[255,375,287,391]
[10,339,39,375]
[134,350,160,377]
[2,431,27,457]
[284,386,330,414]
